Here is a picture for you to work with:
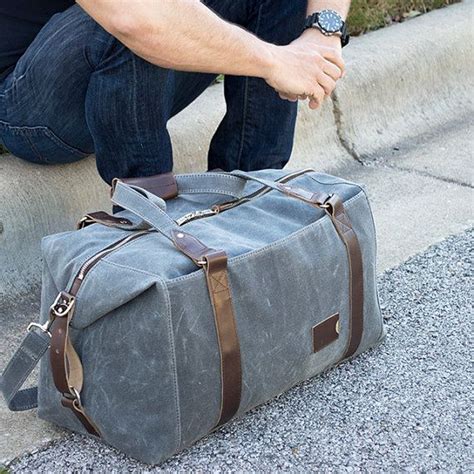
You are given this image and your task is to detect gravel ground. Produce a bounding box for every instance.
[10,229,473,472]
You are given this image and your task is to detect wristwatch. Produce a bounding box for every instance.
[304,10,350,48]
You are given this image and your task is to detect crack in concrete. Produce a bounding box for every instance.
[331,93,364,165]
[386,163,474,189]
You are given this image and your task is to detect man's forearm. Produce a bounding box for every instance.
[77,0,346,108]
[307,0,351,18]
[77,0,275,78]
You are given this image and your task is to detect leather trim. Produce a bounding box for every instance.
[204,251,242,426]
[171,230,242,426]
[325,195,364,359]
[114,172,178,200]
[61,397,101,436]
[312,313,339,352]
[49,293,101,437]
[77,211,133,230]
[171,229,213,264]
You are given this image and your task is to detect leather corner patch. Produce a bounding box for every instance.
[312,313,340,353]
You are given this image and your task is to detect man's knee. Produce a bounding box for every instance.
[250,0,306,45]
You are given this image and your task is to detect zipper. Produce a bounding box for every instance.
[66,168,314,296]
[176,168,314,226]
[69,229,151,296]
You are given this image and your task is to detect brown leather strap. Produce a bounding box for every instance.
[172,230,242,426]
[112,172,178,200]
[49,292,101,437]
[61,396,101,436]
[324,195,364,359]
[77,211,133,230]
[272,186,364,359]
[203,251,242,426]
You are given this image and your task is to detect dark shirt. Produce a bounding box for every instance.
[0,0,73,79]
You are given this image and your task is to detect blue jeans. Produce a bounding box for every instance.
[0,1,306,184]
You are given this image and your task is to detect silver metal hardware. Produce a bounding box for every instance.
[70,387,82,406]
[176,208,218,226]
[27,320,52,337]
[49,292,76,318]
[320,194,334,209]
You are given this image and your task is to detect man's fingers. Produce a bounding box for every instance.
[308,84,325,109]
[317,72,337,96]
[322,60,343,81]
[278,92,298,102]
[321,49,345,76]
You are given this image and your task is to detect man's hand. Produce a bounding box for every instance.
[266,29,345,110]
[78,0,349,111]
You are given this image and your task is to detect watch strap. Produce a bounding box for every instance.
[303,11,350,48]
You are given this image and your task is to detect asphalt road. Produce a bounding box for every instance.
[9,229,473,472]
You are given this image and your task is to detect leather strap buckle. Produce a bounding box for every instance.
[49,292,75,319]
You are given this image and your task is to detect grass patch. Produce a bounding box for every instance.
[0,144,7,154]
[347,0,460,35]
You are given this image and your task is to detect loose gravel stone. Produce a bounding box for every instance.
[10,229,474,472]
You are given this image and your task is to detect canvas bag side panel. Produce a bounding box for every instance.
[169,190,381,450]
[38,276,182,465]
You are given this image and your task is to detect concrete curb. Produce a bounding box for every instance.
[332,0,474,162]
[0,1,472,299]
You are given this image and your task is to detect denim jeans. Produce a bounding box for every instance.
[0,1,306,183]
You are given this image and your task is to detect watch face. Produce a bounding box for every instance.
[318,10,343,33]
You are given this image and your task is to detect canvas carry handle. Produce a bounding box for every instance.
[111,181,179,239]
[175,173,248,198]
[111,171,333,236]
[112,172,250,202]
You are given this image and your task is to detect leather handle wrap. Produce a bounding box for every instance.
[204,251,242,426]
[324,195,364,359]
[172,230,242,427]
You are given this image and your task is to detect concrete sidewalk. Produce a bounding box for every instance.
[0,0,472,301]
[1,0,474,468]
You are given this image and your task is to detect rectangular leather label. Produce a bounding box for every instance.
[312,313,340,352]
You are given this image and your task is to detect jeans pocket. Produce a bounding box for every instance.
[0,121,90,164]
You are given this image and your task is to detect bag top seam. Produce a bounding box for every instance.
[168,190,366,285]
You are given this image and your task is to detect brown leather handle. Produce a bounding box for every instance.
[323,195,364,359]
[172,230,242,427]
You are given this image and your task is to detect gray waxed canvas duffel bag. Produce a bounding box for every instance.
[1,168,385,464]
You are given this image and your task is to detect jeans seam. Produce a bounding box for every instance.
[25,134,46,163]
[2,16,78,95]
[0,120,91,157]
[235,77,249,170]
[131,54,141,143]
[235,3,264,169]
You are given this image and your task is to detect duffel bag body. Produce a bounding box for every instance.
[1,168,385,464]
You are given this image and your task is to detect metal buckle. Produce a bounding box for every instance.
[76,216,91,230]
[62,387,82,409]
[50,292,76,318]
[27,320,52,338]
[319,194,334,209]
